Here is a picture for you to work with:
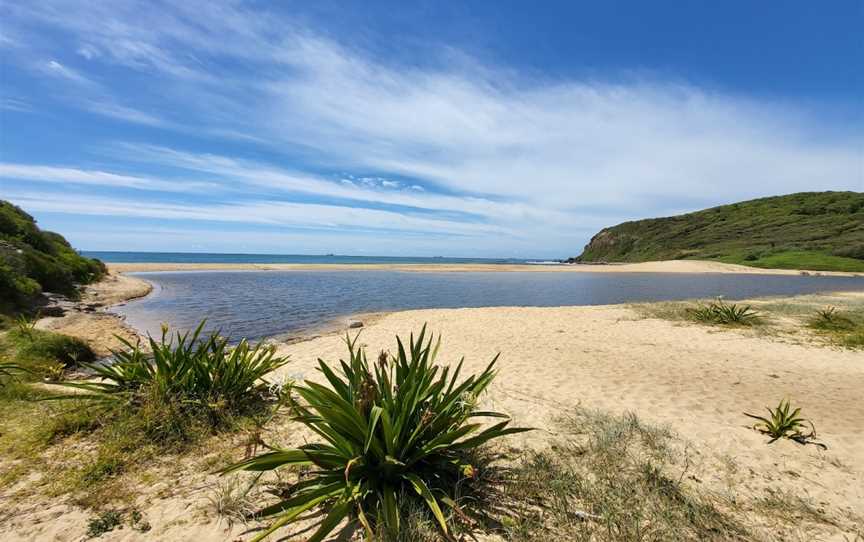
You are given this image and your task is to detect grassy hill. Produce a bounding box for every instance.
[572,192,864,272]
[0,201,106,312]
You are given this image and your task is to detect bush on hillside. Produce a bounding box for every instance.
[0,200,106,308]
[832,244,864,261]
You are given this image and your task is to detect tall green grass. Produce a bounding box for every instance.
[223,326,529,542]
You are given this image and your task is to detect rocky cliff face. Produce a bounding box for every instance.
[568,228,639,263]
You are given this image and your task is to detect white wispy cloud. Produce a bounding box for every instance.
[1,97,32,112]
[39,59,96,86]
[105,143,569,224]
[0,164,216,192]
[87,103,165,126]
[2,1,861,255]
[3,189,511,238]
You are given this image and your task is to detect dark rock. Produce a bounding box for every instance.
[39,305,66,317]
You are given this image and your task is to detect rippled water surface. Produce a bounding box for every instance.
[115,271,864,341]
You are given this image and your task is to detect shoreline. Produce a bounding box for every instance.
[10,273,864,539]
[35,271,154,356]
[107,259,864,277]
[54,260,864,356]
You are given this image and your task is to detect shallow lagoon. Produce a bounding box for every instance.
[115,270,864,341]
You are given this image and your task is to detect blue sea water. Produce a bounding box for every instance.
[83,251,537,265]
[113,269,864,342]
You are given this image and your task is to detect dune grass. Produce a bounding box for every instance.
[806,306,864,349]
[498,409,748,541]
[0,322,290,510]
[636,298,765,330]
[636,294,864,350]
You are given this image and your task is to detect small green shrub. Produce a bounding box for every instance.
[223,326,529,542]
[22,323,289,502]
[687,298,760,326]
[744,399,824,447]
[84,508,150,538]
[86,509,123,538]
[12,328,96,368]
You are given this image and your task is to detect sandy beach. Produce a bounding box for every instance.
[35,272,153,356]
[269,298,864,532]
[107,259,864,277]
[3,269,863,540]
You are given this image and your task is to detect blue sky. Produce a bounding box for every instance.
[1,1,862,258]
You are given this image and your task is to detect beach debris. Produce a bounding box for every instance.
[347,319,363,329]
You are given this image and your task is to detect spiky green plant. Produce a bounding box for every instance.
[222,326,530,542]
[809,306,855,332]
[744,399,822,446]
[14,312,38,338]
[54,321,290,412]
[688,298,760,325]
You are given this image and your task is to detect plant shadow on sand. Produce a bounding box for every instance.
[230,408,755,542]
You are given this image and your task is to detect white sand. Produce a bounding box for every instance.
[108,259,862,276]
[3,288,863,540]
[271,302,864,527]
[35,272,152,356]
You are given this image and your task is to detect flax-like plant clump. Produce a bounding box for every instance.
[223,325,529,542]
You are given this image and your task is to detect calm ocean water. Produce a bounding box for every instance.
[114,270,864,342]
[83,251,538,265]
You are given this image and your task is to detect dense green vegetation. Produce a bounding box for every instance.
[0,321,288,509]
[573,192,864,271]
[0,200,106,311]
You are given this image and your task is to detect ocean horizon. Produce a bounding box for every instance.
[83,251,549,265]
